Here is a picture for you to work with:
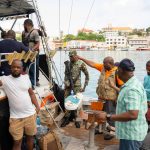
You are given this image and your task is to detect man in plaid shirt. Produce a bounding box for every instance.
[96,58,148,150]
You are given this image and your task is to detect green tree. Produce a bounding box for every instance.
[76,32,87,40]
[146,27,150,36]
[63,32,105,42]
[63,34,76,42]
[129,29,143,36]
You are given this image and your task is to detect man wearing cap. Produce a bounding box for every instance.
[77,55,123,139]
[62,50,89,128]
[96,58,148,150]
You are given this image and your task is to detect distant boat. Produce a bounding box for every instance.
[136,48,150,51]
[115,47,128,51]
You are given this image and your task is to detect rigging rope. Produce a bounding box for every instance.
[58,0,61,38]
[68,0,74,34]
[82,0,96,31]
[58,0,62,83]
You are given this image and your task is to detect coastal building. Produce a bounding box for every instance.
[52,39,63,49]
[78,28,94,34]
[103,31,118,37]
[128,37,150,49]
[105,36,127,50]
[66,40,107,50]
[102,24,133,36]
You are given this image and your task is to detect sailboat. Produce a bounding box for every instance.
[0,1,132,150]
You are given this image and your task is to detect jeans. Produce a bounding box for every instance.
[119,139,143,150]
[24,53,39,86]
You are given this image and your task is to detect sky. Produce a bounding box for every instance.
[1,0,150,37]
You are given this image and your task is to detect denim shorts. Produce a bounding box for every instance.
[119,139,143,150]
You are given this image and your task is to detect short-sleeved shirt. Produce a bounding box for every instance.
[94,63,123,86]
[1,74,35,118]
[0,39,29,75]
[143,75,150,101]
[22,28,40,50]
[116,76,148,141]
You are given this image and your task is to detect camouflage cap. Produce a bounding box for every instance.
[69,50,77,57]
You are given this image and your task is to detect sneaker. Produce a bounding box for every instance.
[106,125,115,132]
[103,130,115,140]
[95,129,103,135]
[104,134,115,140]
[36,82,40,87]
[75,122,80,128]
[61,119,70,127]
[95,125,103,135]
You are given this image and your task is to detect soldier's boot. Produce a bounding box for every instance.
[75,121,80,128]
[61,116,70,127]
[61,111,71,127]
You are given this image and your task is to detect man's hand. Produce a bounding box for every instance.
[75,55,82,60]
[109,79,116,88]
[95,111,107,123]
[80,88,85,92]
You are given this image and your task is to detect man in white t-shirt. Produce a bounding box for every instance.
[0,59,40,150]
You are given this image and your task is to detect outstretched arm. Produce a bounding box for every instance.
[76,55,97,68]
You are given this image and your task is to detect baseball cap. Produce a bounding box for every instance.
[119,58,135,71]
[69,50,77,57]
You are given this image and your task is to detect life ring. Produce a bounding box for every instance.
[40,94,55,108]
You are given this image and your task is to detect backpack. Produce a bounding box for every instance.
[22,29,35,47]
[22,29,43,47]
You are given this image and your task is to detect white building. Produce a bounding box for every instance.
[128,38,150,49]
[105,36,127,49]
[103,31,118,37]
[66,40,107,50]
[102,24,133,36]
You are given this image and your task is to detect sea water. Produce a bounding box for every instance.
[53,50,150,98]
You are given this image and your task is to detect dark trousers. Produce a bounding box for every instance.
[103,100,116,127]
[0,99,13,150]
[0,116,13,150]
[119,139,143,150]
[24,53,39,86]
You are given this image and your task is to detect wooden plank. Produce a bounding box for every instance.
[54,112,65,122]
[41,102,59,110]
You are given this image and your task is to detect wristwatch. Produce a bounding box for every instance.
[106,114,112,121]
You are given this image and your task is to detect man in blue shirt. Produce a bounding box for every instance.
[143,60,150,124]
[0,30,29,76]
[144,60,150,102]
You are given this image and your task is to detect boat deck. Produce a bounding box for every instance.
[58,122,119,150]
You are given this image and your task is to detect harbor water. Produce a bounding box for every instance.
[53,50,150,98]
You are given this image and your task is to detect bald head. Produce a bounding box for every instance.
[103,57,114,71]
[7,30,16,40]
[11,60,23,77]
[12,59,23,66]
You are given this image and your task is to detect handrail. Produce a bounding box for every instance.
[0,50,38,65]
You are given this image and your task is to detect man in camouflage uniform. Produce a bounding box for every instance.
[64,50,89,96]
[61,50,89,128]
